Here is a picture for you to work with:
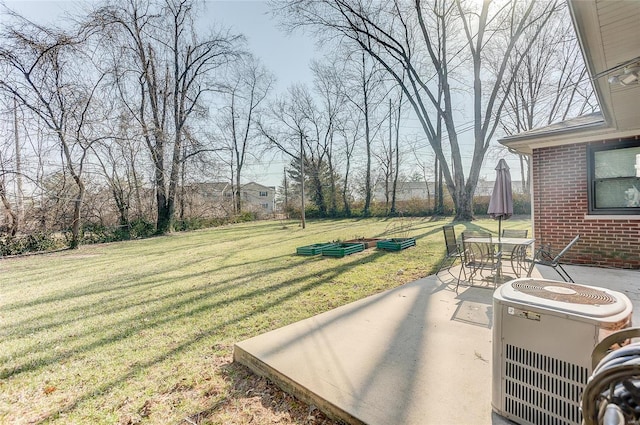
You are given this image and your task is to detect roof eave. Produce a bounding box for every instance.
[498,123,640,155]
[567,0,615,127]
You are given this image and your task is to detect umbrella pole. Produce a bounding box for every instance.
[497,216,503,280]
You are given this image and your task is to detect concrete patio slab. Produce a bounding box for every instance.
[233,265,640,425]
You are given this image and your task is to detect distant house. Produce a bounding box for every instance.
[373,180,525,201]
[202,182,234,201]
[475,179,526,197]
[240,182,276,215]
[500,0,640,269]
[182,181,276,218]
[373,181,433,202]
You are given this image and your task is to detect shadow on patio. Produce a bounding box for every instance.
[234,264,640,424]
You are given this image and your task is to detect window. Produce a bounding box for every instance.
[259,191,268,197]
[588,139,640,214]
[261,203,269,209]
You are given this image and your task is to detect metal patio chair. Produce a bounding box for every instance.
[501,229,529,276]
[501,228,528,238]
[527,235,580,282]
[436,225,466,281]
[458,231,502,290]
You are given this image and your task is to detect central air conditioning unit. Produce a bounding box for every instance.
[492,278,632,425]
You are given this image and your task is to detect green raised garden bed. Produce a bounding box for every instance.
[376,238,416,251]
[344,238,383,249]
[296,242,339,256]
[321,242,366,258]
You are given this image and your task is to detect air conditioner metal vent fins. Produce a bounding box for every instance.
[504,344,588,425]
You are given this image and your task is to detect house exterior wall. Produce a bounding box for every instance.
[241,182,275,216]
[532,141,640,268]
[181,182,275,218]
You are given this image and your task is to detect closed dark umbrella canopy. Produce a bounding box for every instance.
[488,159,513,237]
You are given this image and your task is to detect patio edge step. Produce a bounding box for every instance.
[233,343,365,425]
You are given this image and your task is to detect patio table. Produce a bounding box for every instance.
[464,237,535,278]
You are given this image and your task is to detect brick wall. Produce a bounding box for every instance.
[532,141,640,269]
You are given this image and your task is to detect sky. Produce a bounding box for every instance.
[3,0,322,93]
[2,0,517,188]
[2,0,328,186]
[211,1,322,93]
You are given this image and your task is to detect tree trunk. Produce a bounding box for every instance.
[235,172,242,215]
[390,96,401,215]
[342,178,351,217]
[328,159,337,217]
[156,183,172,234]
[179,144,187,221]
[69,178,85,249]
[342,145,352,217]
[111,187,129,227]
[299,133,306,229]
[13,97,23,234]
[453,185,474,222]
[310,162,327,216]
[362,54,372,217]
[0,181,18,237]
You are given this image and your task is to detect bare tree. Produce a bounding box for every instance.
[0,11,106,248]
[90,0,241,233]
[310,58,347,217]
[318,55,364,217]
[339,51,387,217]
[374,89,404,215]
[258,85,310,224]
[258,81,340,218]
[260,84,329,216]
[500,6,596,192]
[0,134,19,235]
[89,103,148,229]
[273,0,562,220]
[411,142,435,211]
[217,55,274,214]
[0,95,23,236]
[390,91,404,215]
[8,117,52,234]
[338,114,361,216]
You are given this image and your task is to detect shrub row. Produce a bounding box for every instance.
[472,193,531,216]
[82,213,258,245]
[172,212,256,232]
[290,194,530,219]
[0,195,530,255]
[0,233,65,256]
[0,212,263,255]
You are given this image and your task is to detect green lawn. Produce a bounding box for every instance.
[0,217,530,424]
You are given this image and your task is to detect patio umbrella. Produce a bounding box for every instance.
[487,158,513,240]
